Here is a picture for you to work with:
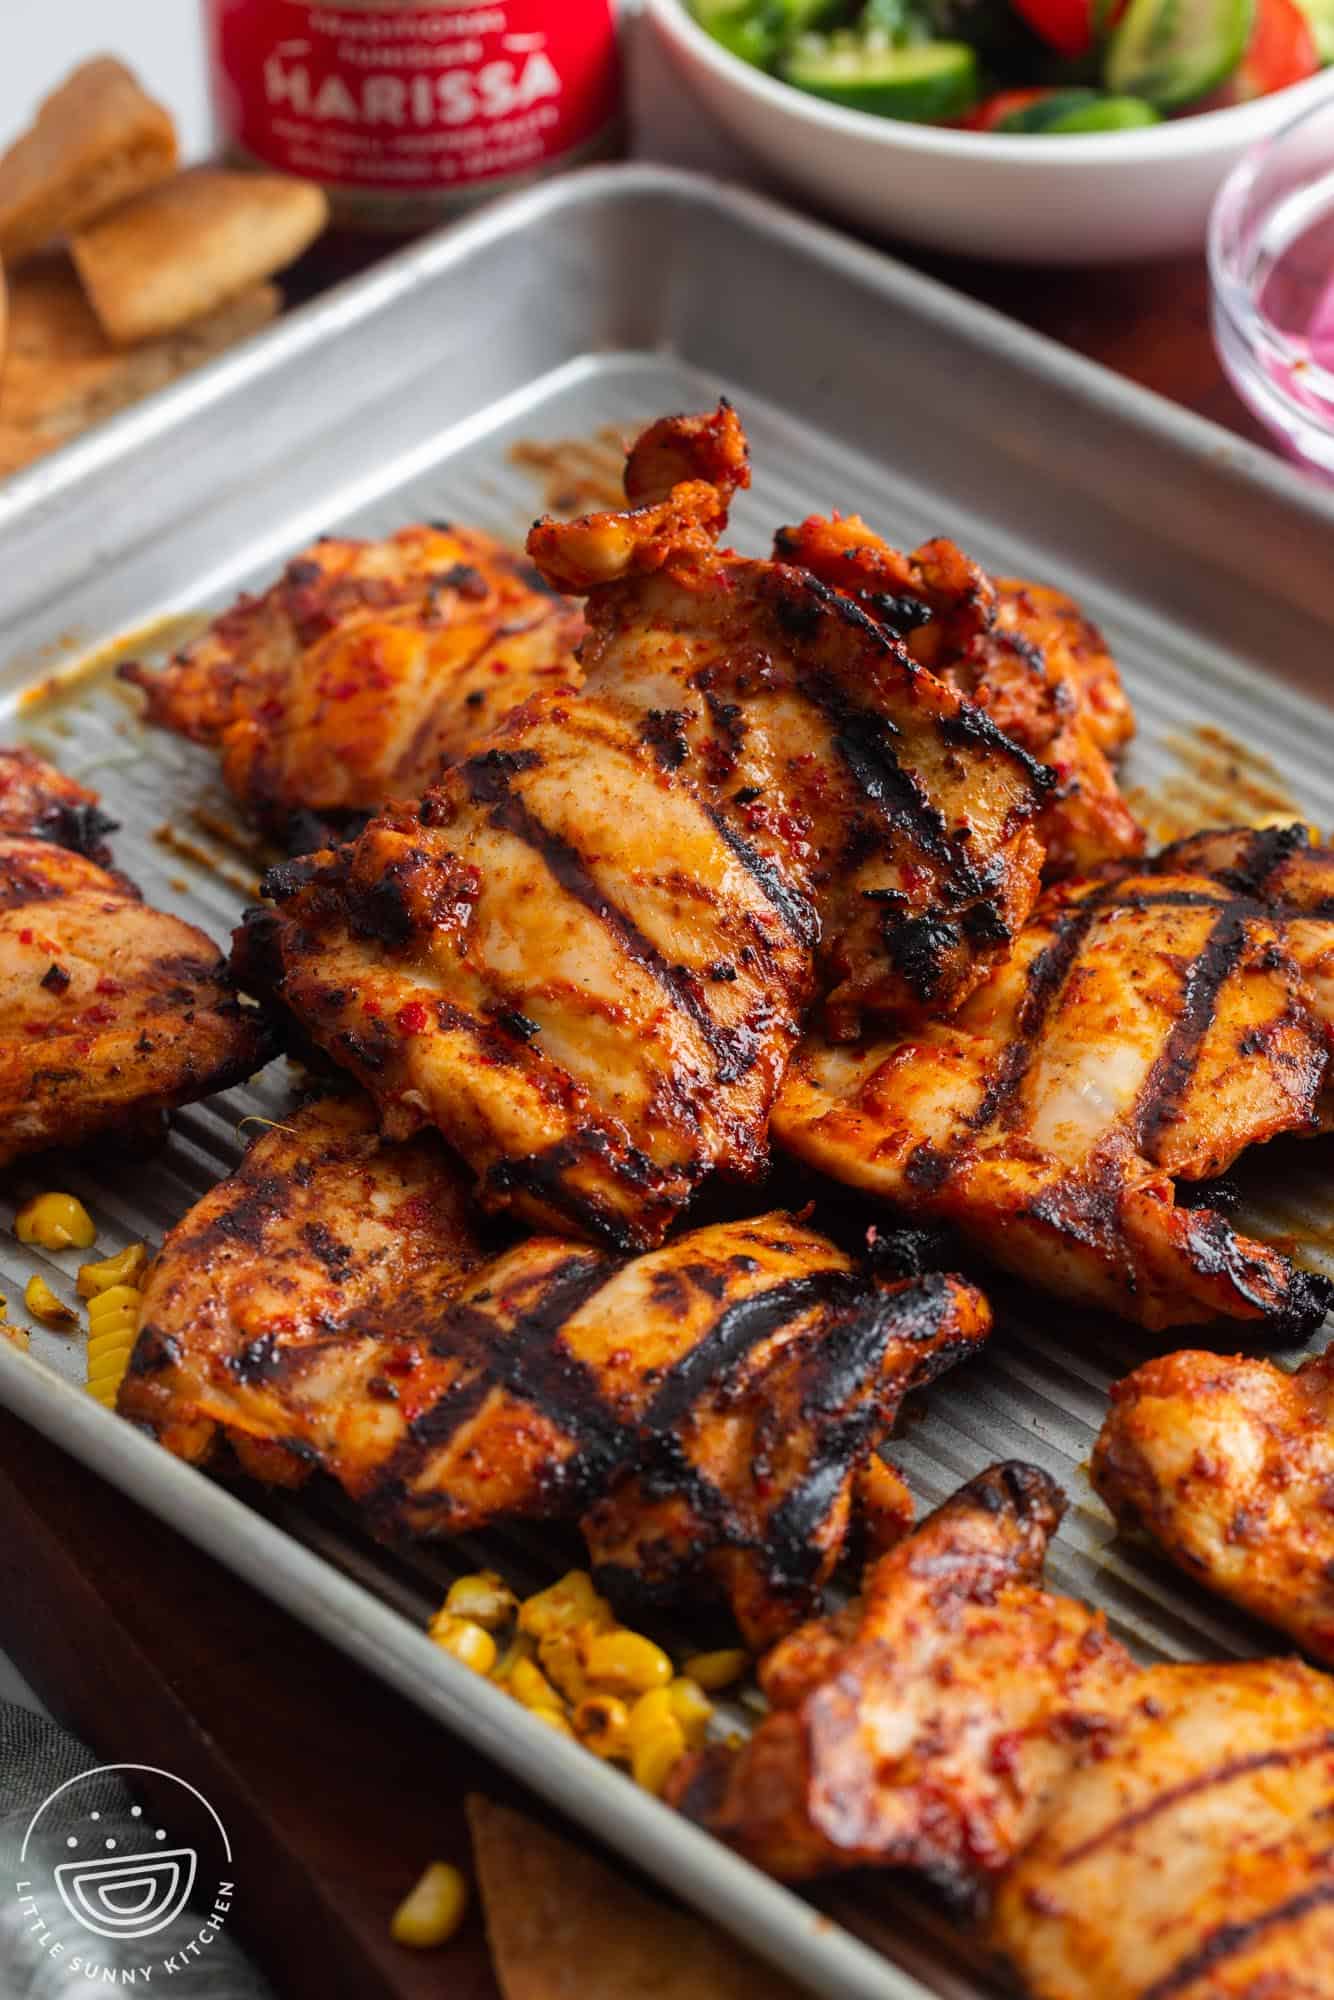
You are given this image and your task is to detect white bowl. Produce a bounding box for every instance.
[646,0,1334,262]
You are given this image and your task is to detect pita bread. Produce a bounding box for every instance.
[0,256,278,477]
[0,57,177,266]
[466,1796,804,2000]
[71,167,328,346]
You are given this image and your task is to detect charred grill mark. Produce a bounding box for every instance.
[987,897,1108,1128]
[461,750,764,1086]
[640,709,690,771]
[700,690,747,780]
[810,688,953,869]
[885,911,965,1007]
[1210,822,1311,899]
[1136,905,1252,1158]
[1181,1210,1334,1338]
[486,1135,678,1252]
[1056,1733,1334,1869]
[641,1267,866,1434]
[1136,1860,1334,2000]
[938,704,1053,793]
[704,807,819,948]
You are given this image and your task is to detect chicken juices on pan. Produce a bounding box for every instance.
[0,750,272,1164]
[122,1117,991,1646]
[241,405,1051,1248]
[120,525,585,845]
[674,1463,1334,2000]
[772,515,1144,878]
[776,866,1333,1334]
[1093,1346,1334,1668]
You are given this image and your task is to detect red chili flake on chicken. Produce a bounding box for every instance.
[396,1001,430,1034]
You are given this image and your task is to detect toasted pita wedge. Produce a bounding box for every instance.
[0,57,177,266]
[466,1796,801,2000]
[0,256,278,476]
[71,167,328,346]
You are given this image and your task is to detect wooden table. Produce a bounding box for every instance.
[0,161,1286,2000]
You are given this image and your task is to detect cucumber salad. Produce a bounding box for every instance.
[692,0,1331,132]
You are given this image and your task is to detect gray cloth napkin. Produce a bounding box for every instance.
[0,1703,274,1998]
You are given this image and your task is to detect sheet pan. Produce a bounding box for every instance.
[3,163,1334,2000]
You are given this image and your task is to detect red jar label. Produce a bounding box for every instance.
[205,1,620,195]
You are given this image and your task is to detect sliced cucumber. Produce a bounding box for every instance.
[1045,90,1160,122]
[994,84,1103,123]
[693,0,785,66]
[1105,0,1254,107]
[1292,0,1334,62]
[783,35,980,119]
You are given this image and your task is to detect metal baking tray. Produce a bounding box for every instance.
[3,163,1334,2000]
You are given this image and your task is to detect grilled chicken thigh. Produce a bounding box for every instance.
[1093,1346,1334,1666]
[120,526,585,841]
[992,1656,1334,2000]
[0,755,271,1164]
[773,516,1143,875]
[671,1462,1138,1887]
[776,868,1333,1333]
[243,405,1050,1247]
[119,1091,484,1479]
[125,1170,990,1643]
[677,1461,1334,2000]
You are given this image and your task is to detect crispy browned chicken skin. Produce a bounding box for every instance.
[124,1153,991,1643]
[1093,1346,1334,1666]
[773,516,1143,876]
[0,755,272,1164]
[677,1463,1334,2000]
[120,526,585,839]
[0,746,118,865]
[776,868,1332,1334]
[242,406,1050,1247]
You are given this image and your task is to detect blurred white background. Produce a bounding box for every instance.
[5,1,211,152]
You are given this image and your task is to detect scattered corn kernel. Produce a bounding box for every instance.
[444,1570,517,1631]
[87,1284,142,1326]
[390,1861,468,1950]
[538,1626,593,1704]
[491,1633,536,1684]
[77,1242,148,1298]
[582,1629,673,1698]
[86,1336,134,1406]
[510,1656,565,1713]
[517,1569,610,1640]
[682,1649,748,1692]
[14,1193,96,1251]
[631,1717,686,1795]
[573,1694,631,1760]
[528,1705,576,1738]
[667,1677,713,1749]
[627,1686,674,1735]
[0,1301,27,1353]
[427,1612,497,1676]
[23,1274,78,1328]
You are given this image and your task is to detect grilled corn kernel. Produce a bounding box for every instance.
[14,1193,96,1251]
[538,1626,593,1704]
[573,1694,631,1760]
[444,1570,517,1631]
[491,1633,536,1684]
[631,1717,687,1796]
[667,1677,713,1749]
[390,1861,468,1949]
[427,1613,497,1676]
[627,1686,674,1735]
[517,1569,610,1640]
[510,1656,564,1713]
[682,1649,748,1693]
[582,1630,673,1698]
[87,1336,134,1406]
[528,1705,576,1738]
[1,1304,29,1353]
[87,1284,142,1326]
[77,1242,148,1298]
[23,1275,78,1328]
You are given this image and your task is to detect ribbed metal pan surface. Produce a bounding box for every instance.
[2,164,1334,2000]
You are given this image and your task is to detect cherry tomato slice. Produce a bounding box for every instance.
[1209,0,1318,98]
[968,86,1057,128]
[1008,0,1095,58]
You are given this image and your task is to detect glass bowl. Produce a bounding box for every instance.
[1210,85,1334,479]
